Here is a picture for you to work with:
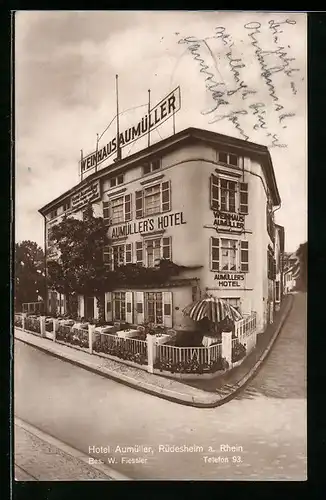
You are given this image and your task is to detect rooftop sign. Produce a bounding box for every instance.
[80,86,181,174]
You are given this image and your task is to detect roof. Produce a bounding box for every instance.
[39,127,281,215]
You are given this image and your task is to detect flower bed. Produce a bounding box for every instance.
[24,317,41,334]
[154,357,228,374]
[14,315,23,328]
[232,341,246,363]
[45,320,53,332]
[56,324,89,349]
[93,337,147,365]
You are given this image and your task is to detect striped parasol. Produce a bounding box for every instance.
[183,296,242,323]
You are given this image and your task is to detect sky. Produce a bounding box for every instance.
[15,11,307,252]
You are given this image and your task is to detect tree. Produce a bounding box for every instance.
[47,204,109,319]
[15,240,45,310]
[295,241,307,291]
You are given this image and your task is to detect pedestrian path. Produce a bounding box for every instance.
[14,418,128,481]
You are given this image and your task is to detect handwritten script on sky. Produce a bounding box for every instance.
[177,18,302,149]
[15,11,306,251]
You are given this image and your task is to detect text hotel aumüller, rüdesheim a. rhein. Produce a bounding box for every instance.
[88,443,244,465]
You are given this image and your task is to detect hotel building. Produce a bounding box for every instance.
[39,127,282,334]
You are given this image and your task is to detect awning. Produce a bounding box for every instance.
[183,296,242,323]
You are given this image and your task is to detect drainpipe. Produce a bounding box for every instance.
[41,213,48,315]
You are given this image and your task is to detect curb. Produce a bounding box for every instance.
[14,417,130,481]
[14,296,294,409]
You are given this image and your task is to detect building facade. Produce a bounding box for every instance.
[39,127,282,334]
[274,224,285,310]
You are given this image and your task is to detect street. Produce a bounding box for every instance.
[14,293,307,480]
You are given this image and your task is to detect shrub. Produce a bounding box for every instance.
[93,339,147,365]
[153,356,228,374]
[232,341,246,363]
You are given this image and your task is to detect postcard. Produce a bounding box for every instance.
[14,10,307,481]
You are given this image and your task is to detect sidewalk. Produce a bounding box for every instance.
[14,295,293,408]
[14,418,129,481]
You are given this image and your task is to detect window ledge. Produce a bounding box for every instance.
[106,187,127,197]
[215,168,242,178]
[141,229,166,237]
[140,173,165,185]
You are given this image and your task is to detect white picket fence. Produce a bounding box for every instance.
[235,312,257,342]
[95,331,147,356]
[157,342,222,366]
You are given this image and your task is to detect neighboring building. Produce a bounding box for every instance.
[283,251,300,293]
[274,224,285,310]
[39,127,282,334]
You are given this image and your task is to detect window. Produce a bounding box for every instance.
[217,151,239,167]
[104,243,132,269]
[143,159,161,175]
[111,197,124,224]
[113,292,126,321]
[145,292,163,324]
[144,184,161,215]
[49,209,58,220]
[221,179,236,212]
[275,282,280,302]
[110,174,124,188]
[103,194,132,225]
[221,239,237,271]
[210,175,248,214]
[135,181,171,218]
[63,200,71,212]
[210,237,249,272]
[145,237,171,267]
[223,297,241,312]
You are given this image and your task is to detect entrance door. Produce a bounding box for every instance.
[85,296,94,321]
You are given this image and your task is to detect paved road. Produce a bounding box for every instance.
[14,293,307,480]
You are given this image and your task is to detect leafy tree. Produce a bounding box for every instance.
[47,204,109,319]
[295,241,307,291]
[15,240,45,310]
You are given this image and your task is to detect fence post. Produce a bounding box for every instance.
[88,324,95,354]
[22,313,26,331]
[221,331,232,368]
[146,334,156,373]
[40,316,46,337]
[53,318,58,342]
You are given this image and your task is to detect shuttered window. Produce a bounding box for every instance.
[210,175,249,214]
[145,237,172,267]
[240,241,249,272]
[239,183,248,214]
[210,238,249,273]
[135,181,171,219]
[211,237,220,271]
[136,241,144,265]
[210,174,219,211]
[125,243,132,264]
[103,193,132,224]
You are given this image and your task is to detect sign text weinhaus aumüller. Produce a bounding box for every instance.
[81,87,181,174]
[213,211,245,230]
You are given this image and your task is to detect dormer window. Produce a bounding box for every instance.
[49,209,58,220]
[63,200,70,212]
[218,151,239,167]
[143,159,161,175]
[110,174,124,188]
